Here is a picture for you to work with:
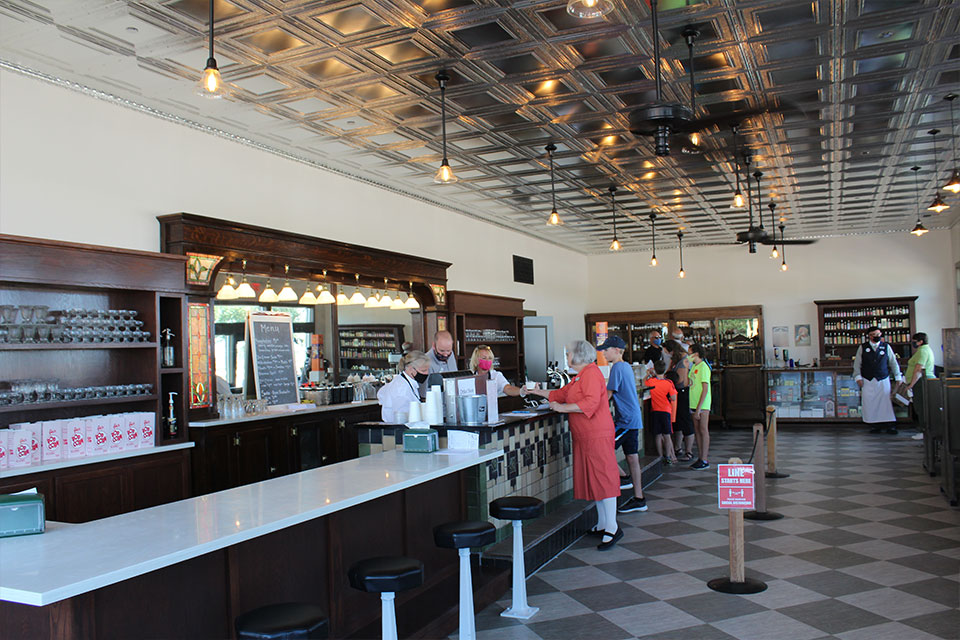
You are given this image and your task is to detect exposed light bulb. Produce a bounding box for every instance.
[732,191,745,208]
[196,62,226,98]
[678,269,686,279]
[434,161,458,184]
[780,261,788,272]
[566,0,613,18]
[944,170,960,194]
[609,237,622,251]
[547,210,562,226]
[770,247,779,259]
[650,255,658,267]
[689,132,701,146]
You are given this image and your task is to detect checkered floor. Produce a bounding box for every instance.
[465,427,960,640]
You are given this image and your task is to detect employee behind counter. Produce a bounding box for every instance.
[377,350,430,422]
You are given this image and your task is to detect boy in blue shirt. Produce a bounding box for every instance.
[598,336,647,513]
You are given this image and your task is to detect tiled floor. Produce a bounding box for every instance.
[466,427,960,639]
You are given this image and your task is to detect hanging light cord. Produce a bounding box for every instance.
[651,214,656,255]
[439,73,450,165]
[611,187,618,239]
[912,165,922,217]
[549,146,557,211]
[949,96,958,160]
[207,0,214,61]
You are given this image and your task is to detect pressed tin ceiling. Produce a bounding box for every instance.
[0,0,958,253]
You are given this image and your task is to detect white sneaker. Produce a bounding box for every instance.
[912,433,924,440]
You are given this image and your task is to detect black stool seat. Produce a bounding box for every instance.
[348,556,424,593]
[434,520,497,549]
[235,602,329,640]
[490,496,544,521]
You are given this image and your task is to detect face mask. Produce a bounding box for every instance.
[413,371,429,384]
[652,338,662,346]
[477,359,493,372]
[434,348,449,362]
[869,336,881,344]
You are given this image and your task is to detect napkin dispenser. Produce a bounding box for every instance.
[402,428,439,453]
[0,493,45,538]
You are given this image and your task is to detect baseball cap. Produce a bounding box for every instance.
[597,335,626,350]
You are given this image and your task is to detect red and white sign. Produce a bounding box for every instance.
[718,464,755,509]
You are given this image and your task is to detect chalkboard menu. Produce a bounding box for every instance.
[248,313,299,406]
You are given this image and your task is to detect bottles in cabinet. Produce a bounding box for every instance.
[823,329,911,345]
[824,317,909,331]
[822,305,909,319]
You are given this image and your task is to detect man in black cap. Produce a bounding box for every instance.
[853,326,903,434]
[598,335,647,514]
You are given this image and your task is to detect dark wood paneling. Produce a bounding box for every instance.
[403,472,462,588]
[55,466,128,523]
[723,366,765,425]
[128,451,190,512]
[447,291,524,317]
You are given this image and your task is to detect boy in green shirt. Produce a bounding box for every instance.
[688,344,712,470]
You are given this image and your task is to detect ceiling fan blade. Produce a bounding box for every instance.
[685,99,807,132]
[759,238,818,245]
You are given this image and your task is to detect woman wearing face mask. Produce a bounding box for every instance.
[377,350,430,423]
[468,346,524,396]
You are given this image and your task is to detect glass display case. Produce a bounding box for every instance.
[767,369,909,422]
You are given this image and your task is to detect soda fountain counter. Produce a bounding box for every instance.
[0,447,502,639]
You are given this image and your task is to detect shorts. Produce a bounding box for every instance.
[675,387,694,436]
[614,427,640,455]
[650,411,673,436]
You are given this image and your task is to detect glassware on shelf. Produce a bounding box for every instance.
[0,305,18,324]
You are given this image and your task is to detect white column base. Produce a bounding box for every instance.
[500,519,539,620]
[458,547,476,640]
[381,591,398,640]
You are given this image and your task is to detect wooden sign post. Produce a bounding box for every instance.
[708,456,767,595]
[745,422,784,521]
[765,405,790,479]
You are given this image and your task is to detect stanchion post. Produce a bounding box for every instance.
[745,422,783,521]
[765,405,790,479]
[708,456,767,595]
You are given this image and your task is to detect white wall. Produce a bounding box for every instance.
[0,70,589,347]
[588,231,955,365]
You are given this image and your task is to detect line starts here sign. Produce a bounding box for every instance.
[718,464,755,510]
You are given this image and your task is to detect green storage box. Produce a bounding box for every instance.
[0,493,45,538]
[402,428,439,453]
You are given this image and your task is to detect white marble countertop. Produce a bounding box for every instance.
[0,447,502,606]
[0,442,194,479]
[189,400,380,428]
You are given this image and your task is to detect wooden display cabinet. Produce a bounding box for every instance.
[816,297,917,365]
[337,324,404,382]
[447,291,525,382]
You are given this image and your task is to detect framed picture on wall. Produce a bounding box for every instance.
[794,324,811,347]
[772,326,789,347]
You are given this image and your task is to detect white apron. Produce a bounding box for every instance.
[861,377,895,424]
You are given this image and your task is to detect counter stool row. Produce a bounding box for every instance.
[234,496,544,640]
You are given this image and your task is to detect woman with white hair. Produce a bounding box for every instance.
[377,350,430,423]
[526,339,622,550]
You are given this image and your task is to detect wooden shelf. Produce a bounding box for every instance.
[0,394,158,414]
[0,342,159,351]
[160,367,184,374]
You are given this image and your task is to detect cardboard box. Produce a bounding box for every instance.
[85,417,109,457]
[0,430,8,470]
[10,423,41,465]
[65,420,87,459]
[41,420,65,462]
[123,413,141,449]
[107,414,124,453]
[140,412,156,448]
[9,428,33,467]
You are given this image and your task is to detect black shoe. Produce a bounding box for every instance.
[884,427,898,434]
[618,497,648,513]
[586,528,604,538]
[662,456,673,466]
[869,427,883,434]
[619,475,634,490]
[690,459,710,470]
[597,527,624,551]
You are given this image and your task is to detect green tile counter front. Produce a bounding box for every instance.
[355,411,574,530]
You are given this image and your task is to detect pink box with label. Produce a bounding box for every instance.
[123,413,141,449]
[41,420,65,462]
[85,417,109,457]
[107,414,124,453]
[140,412,156,449]
[10,423,41,465]
[0,429,8,470]
[9,428,33,467]
[65,420,87,459]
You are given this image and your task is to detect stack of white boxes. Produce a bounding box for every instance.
[0,412,156,471]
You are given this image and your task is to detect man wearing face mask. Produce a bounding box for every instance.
[643,330,671,370]
[852,327,903,434]
[428,330,457,374]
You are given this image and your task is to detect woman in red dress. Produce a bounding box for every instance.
[526,340,622,550]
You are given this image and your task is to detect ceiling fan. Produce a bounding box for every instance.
[628,0,798,157]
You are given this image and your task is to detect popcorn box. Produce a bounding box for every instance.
[0,430,8,470]
[107,414,124,453]
[85,417,109,457]
[123,413,141,449]
[11,423,41,465]
[140,412,156,449]
[41,420,65,462]
[9,428,33,467]
[65,420,87,459]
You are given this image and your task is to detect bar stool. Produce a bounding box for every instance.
[235,602,329,640]
[434,520,496,640]
[489,496,544,620]
[347,556,423,640]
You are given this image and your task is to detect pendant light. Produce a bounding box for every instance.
[376,279,393,307]
[545,143,562,225]
[433,70,458,184]
[768,203,779,259]
[298,288,317,305]
[216,275,238,300]
[234,259,256,299]
[566,0,613,19]
[944,94,959,194]
[196,0,227,98]
[927,129,950,213]
[335,286,350,306]
[677,230,685,278]
[910,165,929,237]
[348,274,366,305]
[315,270,336,305]
[730,125,745,209]
[404,282,420,309]
[390,294,407,310]
[608,185,622,251]
[259,280,279,303]
[649,213,658,266]
[364,291,382,308]
[277,265,298,302]
[778,224,788,271]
